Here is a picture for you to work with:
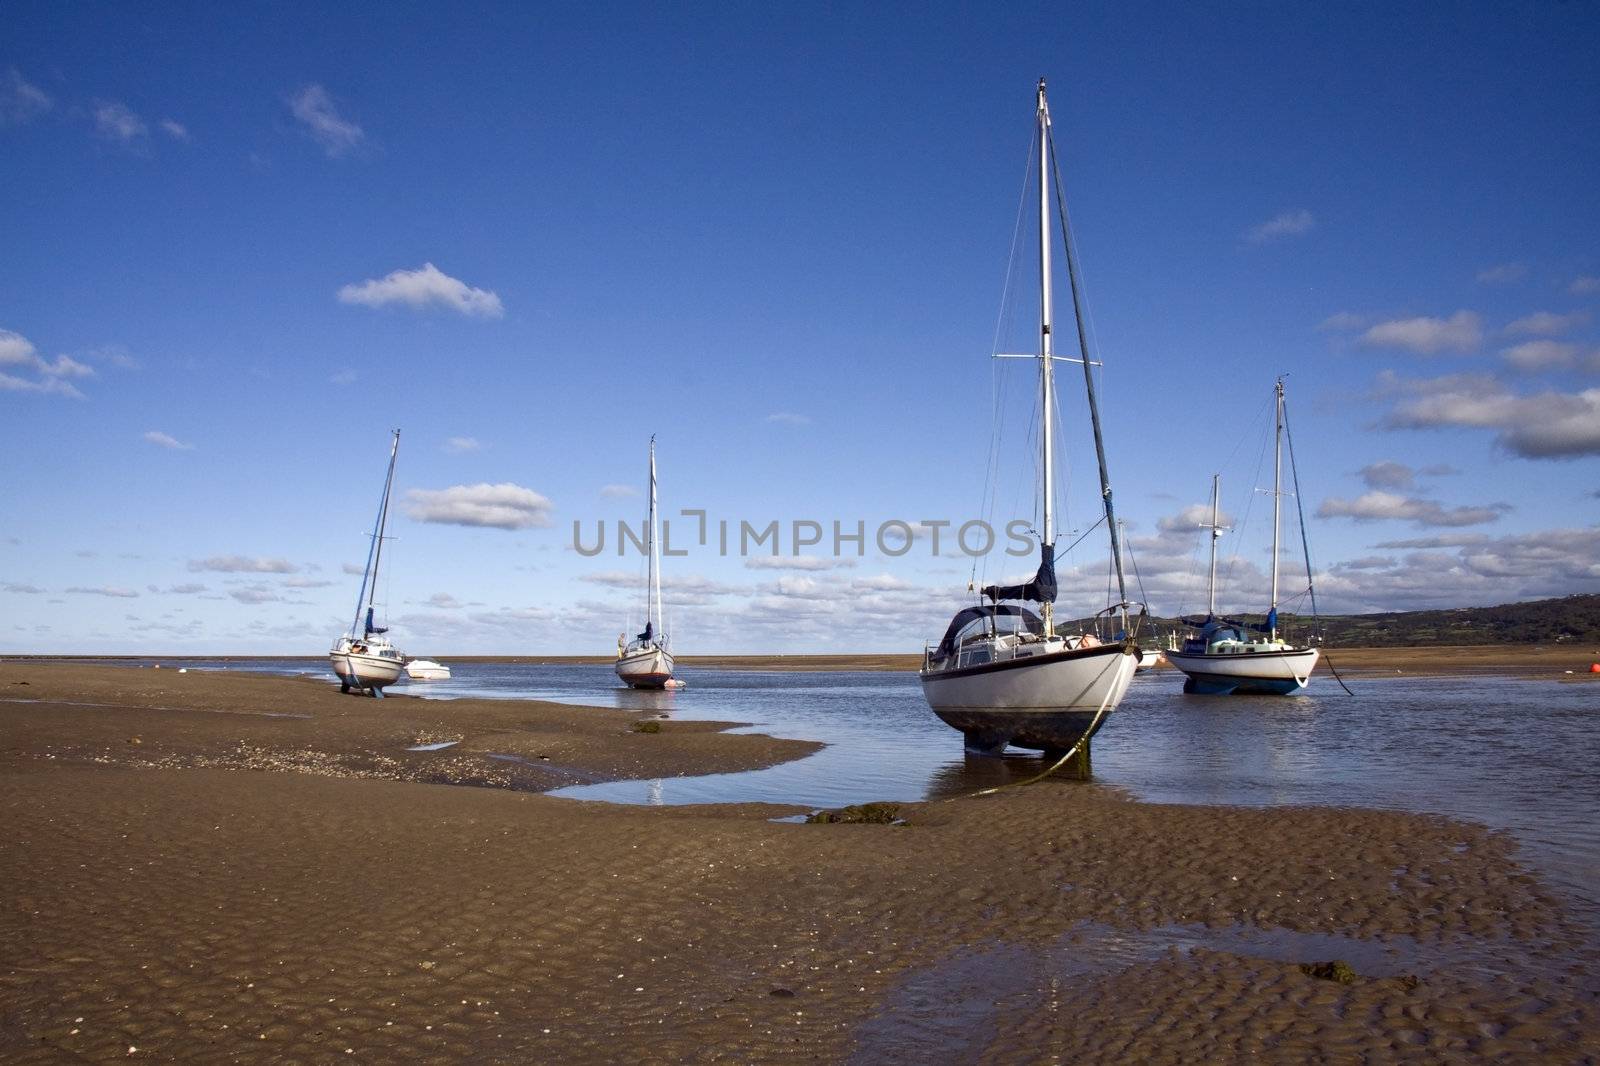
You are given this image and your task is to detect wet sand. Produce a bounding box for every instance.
[2,663,1596,1062]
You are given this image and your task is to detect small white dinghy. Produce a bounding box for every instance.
[404,659,451,681]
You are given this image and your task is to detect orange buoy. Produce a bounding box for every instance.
[1590,663,1600,673]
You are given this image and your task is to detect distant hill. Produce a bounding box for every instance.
[1075,594,1600,647]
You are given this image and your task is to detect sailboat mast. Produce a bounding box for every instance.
[351,429,400,637]
[1208,474,1221,618]
[1046,85,1129,629]
[1270,379,1284,641]
[1036,79,1056,638]
[649,436,663,642]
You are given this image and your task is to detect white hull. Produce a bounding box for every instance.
[1136,648,1163,671]
[616,647,675,689]
[1167,646,1319,695]
[921,641,1138,752]
[330,647,404,690]
[404,659,451,681]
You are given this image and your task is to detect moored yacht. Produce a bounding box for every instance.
[919,79,1141,754]
[615,436,676,689]
[1166,382,1321,695]
[329,430,406,696]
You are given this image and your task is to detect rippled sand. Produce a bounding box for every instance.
[1,663,1595,1062]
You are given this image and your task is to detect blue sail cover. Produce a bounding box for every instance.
[933,604,1044,659]
[364,606,388,636]
[1183,612,1278,636]
[981,543,1058,604]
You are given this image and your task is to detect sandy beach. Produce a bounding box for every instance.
[2,663,1596,1062]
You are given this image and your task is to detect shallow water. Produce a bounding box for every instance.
[155,658,1599,921]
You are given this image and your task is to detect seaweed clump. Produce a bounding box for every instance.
[631,720,662,734]
[805,802,903,825]
[1299,959,1358,984]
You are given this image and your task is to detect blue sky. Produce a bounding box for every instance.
[3,2,1598,654]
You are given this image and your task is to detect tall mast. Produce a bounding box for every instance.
[1047,83,1129,630]
[1270,378,1284,641]
[1036,78,1056,639]
[1207,474,1221,618]
[351,429,400,637]
[649,436,663,642]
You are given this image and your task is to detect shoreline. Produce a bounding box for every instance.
[8,642,1600,678]
[2,663,1597,1060]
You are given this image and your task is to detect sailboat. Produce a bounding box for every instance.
[615,436,676,689]
[329,429,406,695]
[1167,379,1321,694]
[919,79,1141,755]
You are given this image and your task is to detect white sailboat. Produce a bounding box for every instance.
[1167,379,1321,694]
[615,436,676,689]
[919,79,1141,755]
[330,429,406,695]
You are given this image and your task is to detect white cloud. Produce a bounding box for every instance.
[443,436,482,454]
[1358,461,1414,490]
[229,586,281,605]
[599,483,639,499]
[187,555,300,574]
[330,368,357,385]
[0,328,90,397]
[289,84,365,158]
[1569,276,1600,296]
[281,577,333,588]
[426,592,465,609]
[1476,262,1527,284]
[142,430,193,450]
[93,101,147,143]
[1381,373,1600,459]
[1,68,51,125]
[766,412,811,426]
[66,585,140,598]
[1315,490,1510,528]
[0,371,83,398]
[1358,311,1482,355]
[1501,340,1577,372]
[1245,209,1315,244]
[1317,311,1365,332]
[1505,310,1589,336]
[403,483,553,529]
[159,118,188,140]
[3,582,46,594]
[0,329,37,366]
[1156,503,1235,534]
[337,263,504,318]
[744,556,856,571]
[166,583,208,594]
[342,562,365,576]
[39,354,93,378]
[1335,555,1398,571]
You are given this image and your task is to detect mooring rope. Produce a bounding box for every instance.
[1321,651,1357,696]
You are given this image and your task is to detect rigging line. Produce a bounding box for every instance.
[1281,387,1354,697]
[1280,386,1321,622]
[977,129,1040,588]
[1046,124,1126,614]
[1220,413,1272,605]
